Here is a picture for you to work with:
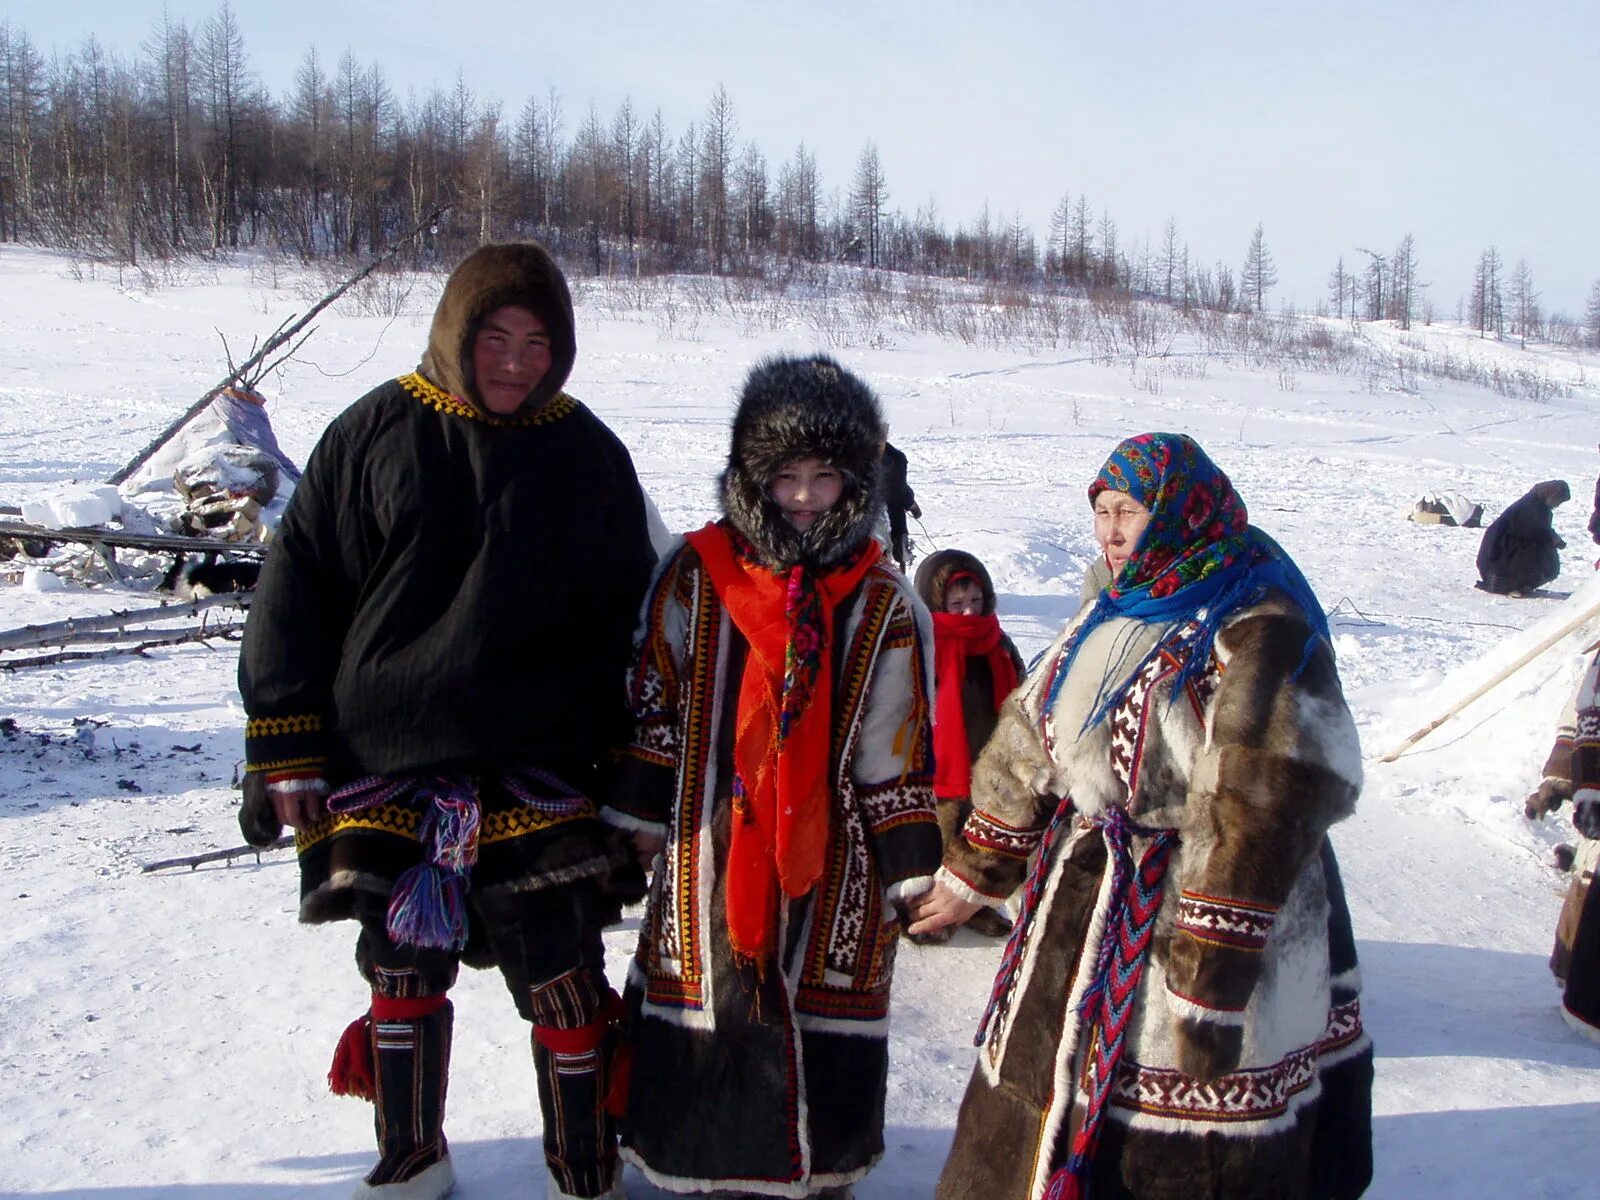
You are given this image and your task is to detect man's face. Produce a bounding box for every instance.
[471,305,553,415]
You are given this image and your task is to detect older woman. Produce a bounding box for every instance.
[909,432,1373,1200]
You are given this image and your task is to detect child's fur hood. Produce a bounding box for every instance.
[720,354,887,570]
[915,548,999,616]
[418,241,576,416]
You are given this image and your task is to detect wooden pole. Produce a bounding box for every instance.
[105,204,451,487]
[1379,597,1600,763]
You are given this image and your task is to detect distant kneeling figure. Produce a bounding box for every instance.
[1476,479,1570,595]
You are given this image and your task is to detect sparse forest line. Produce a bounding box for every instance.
[2,4,1598,373]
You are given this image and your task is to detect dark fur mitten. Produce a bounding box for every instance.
[238,771,282,848]
[1526,776,1572,819]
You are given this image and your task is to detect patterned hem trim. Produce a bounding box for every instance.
[937,864,1008,905]
[397,371,576,427]
[1109,997,1363,1127]
[246,713,322,738]
[1175,890,1277,951]
[1166,985,1248,1026]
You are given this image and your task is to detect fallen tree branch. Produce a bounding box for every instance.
[0,593,252,652]
[0,624,244,670]
[0,520,267,559]
[106,202,453,487]
[142,834,294,872]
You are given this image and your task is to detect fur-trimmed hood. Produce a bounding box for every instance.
[418,241,576,416]
[915,548,998,616]
[720,354,887,570]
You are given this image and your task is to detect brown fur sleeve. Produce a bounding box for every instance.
[941,692,1056,902]
[1164,603,1361,1079]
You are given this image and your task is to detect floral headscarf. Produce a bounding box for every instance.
[1052,432,1330,732]
[1089,432,1252,602]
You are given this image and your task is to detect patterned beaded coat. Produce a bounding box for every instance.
[605,356,942,1197]
[935,434,1374,1200]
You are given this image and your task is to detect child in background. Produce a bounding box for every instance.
[911,548,1026,940]
[606,354,941,1198]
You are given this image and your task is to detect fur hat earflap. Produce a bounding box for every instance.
[418,241,576,416]
[915,548,998,615]
[720,354,888,570]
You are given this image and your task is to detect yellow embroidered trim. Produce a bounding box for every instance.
[246,714,322,738]
[397,371,576,428]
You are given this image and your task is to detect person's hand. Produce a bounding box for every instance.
[238,771,283,847]
[905,880,982,936]
[908,503,922,520]
[631,829,667,871]
[270,778,328,831]
[1525,777,1572,819]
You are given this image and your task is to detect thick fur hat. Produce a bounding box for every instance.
[720,354,887,569]
[915,548,998,615]
[418,241,576,415]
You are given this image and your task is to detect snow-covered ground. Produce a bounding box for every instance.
[2,244,1599,1198]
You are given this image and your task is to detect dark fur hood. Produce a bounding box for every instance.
[720,354,887,570]
[417,241,576,416]
[915,548,998,615]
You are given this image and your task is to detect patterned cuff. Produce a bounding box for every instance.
[1175,890,1278,952]
[245,712,328,777]
[962,807,1046,862]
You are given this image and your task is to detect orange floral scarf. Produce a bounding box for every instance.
[684,521,882,965]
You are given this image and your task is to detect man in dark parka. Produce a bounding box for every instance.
[238,242,655,1200]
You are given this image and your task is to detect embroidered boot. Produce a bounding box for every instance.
[533,1023,622,1199]
[354,999,455,1199]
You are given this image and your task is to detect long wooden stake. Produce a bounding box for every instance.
[1379,597,1600,762]
[106,204,451,487]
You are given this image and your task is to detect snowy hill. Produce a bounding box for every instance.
[2,245,1599,1198]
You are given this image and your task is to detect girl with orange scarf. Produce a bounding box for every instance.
[910,549,1026,942]
[604,355,941,1199]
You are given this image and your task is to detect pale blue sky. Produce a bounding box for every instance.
[5,0,1596,317]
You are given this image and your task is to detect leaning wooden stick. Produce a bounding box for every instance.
[142,834,294,872]
[1380,597,1600,762]
[106,203,452,487]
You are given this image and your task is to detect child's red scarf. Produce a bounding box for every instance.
[684,522,882,965]
[930,611,1019,799]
